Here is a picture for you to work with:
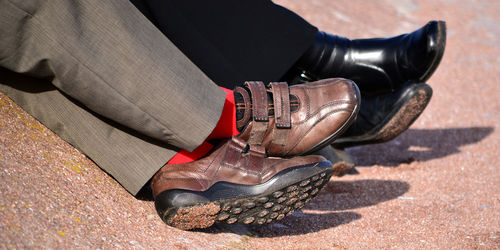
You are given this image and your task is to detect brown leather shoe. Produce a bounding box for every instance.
[235,78,360,157]
[152,136,333,230]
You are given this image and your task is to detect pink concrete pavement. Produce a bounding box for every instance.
[1,0,499,248]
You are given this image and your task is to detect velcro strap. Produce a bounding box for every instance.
[245,81,268,122]
[270,82,291,128]
[246,145,266,173]
[271,128,288,154]
[249,144,266,156]
[247,122,268,145]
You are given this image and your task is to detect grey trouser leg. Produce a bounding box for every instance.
[0,0,226,195]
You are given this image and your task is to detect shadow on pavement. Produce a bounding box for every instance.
[201,211,362,237]
[311,179,410,211]
[253,211,361,237]
[201,179,408,237]
[257,179,408,236]
[347,127,494,167]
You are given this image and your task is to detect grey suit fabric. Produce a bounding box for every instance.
[0,0,226,194]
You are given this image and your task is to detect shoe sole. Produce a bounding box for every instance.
[418,21,447,83]
[332,83,432,148]
[314,146,356,176]
[155,161,333,230]
[299,81,361,156]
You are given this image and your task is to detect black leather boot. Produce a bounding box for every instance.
[332,82,433,148]
[284,21,446,95]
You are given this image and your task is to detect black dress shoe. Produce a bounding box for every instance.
[284,21,446,95]
[332,82,432,148]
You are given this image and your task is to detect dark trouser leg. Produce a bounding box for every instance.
[130,0,318,88]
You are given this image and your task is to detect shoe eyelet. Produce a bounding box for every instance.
[241,144,250,154]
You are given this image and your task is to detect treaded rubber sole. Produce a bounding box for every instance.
[333,83,432,148]
[156,163,333,230]
[314,146,355,176]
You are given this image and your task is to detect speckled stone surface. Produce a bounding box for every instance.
[1,0,499,248]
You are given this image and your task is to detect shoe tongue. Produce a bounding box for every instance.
[234,91,247,122]
[235,87,299,132]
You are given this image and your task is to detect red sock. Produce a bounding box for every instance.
[167,87,238,164]
[167,141,214,164]
[206,87,239,140]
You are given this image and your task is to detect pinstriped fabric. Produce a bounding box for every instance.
[0,0,225,194]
